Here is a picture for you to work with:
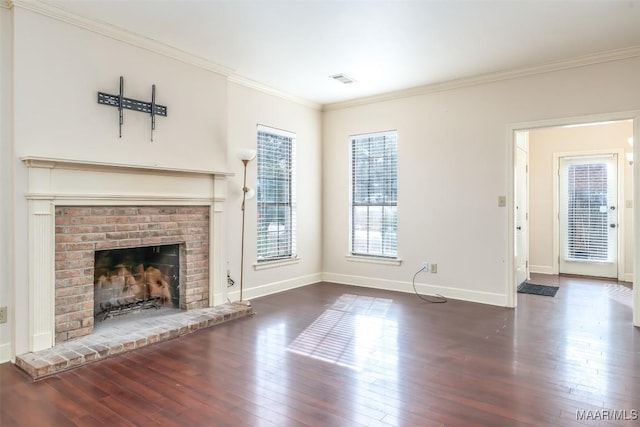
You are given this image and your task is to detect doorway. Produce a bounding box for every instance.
[507,113,639,327]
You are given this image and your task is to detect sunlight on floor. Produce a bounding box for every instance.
[287,294,398,371]
[604,283,633,308]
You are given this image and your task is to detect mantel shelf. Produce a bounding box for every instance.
[21,156,233,177]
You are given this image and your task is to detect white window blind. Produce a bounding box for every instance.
[350,131,398,258]
[565,159,615,262]
[257,125,296,262]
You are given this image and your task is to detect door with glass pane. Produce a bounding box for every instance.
[559,154,618,278]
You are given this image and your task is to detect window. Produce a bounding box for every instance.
[350,131,398,258]
[257,125,296,262]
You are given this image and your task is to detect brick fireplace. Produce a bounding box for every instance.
[55,205,210,343]
[22,157,230,353]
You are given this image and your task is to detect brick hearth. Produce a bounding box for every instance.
[17,303,253,380]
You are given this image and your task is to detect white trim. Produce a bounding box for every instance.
[26,194,222,204]
[21,156,231,177]
[253,257,301,271]
[509,112,638,133]
[11,0,232,76]
[322,272,506,307]
[257,123,296,139]
[345,255,402,266]
[230,75,321,111]
[227,273,322,301]
[324,46,640,112]
[350,129,398,139]
[529,265,554,275]
[633,114,640,327]
[506,126,516,308]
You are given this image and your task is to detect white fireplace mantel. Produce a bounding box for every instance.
[22,156,232,352]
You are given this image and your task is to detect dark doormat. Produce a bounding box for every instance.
[517,282,559,297]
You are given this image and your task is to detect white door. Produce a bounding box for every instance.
[559,154,618,278]
[515,139,529,286]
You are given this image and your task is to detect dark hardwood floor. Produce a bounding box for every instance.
[2,276,639,426]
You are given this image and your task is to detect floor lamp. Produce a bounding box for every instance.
[236,148,256,306]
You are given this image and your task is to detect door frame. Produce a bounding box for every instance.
[553,149,624,279]
[506,110,640,328]
[514,137,530,287]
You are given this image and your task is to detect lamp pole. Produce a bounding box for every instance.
[239,158,249,304]
[236,148,256,306]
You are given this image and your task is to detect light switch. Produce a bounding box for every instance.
[498,196,506,207]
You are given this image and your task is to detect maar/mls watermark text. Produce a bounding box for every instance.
[576,409,639,421]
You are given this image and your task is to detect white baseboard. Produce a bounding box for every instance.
[530,267,634,283]
[225,273,323,302]
[0,341,11,364]
[530,265,555,275]
[321,273,507,307]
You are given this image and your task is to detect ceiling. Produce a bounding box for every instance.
[46,0,640,106]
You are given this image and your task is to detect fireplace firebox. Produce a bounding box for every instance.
[94,244,180,321]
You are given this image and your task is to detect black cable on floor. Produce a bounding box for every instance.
[412,266,447,303]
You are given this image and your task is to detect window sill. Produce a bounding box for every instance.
[254,256,301,271]
[345,255,402,266]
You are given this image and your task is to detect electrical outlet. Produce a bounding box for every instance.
[421,261,429,270]
[430,264,438,274]
[0,307,6,324]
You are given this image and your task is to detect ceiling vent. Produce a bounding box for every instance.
[330,73,356,84]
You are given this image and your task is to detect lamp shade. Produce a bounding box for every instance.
[245,188,256,200]
[237,148,257,161]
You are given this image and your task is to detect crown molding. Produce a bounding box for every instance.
[323,45,640,112]
[10,0,234,76]
[11,0,321,110]
[228,75,321,111]
[10,0,640,112]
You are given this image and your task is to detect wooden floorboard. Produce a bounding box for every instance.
[2,276,640,426]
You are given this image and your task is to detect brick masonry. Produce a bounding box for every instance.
[16,303,254,380]
[54,206,210,343]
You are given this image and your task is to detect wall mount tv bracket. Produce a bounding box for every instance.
[97,76,167,141]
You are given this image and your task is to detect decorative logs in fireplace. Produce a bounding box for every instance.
[94,245,180,321]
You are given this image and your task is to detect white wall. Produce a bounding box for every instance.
[0,3,14,362]
[12,8,228,170]
[226,82,323,299]
[529,122,634,279]
[322,57,640,305]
